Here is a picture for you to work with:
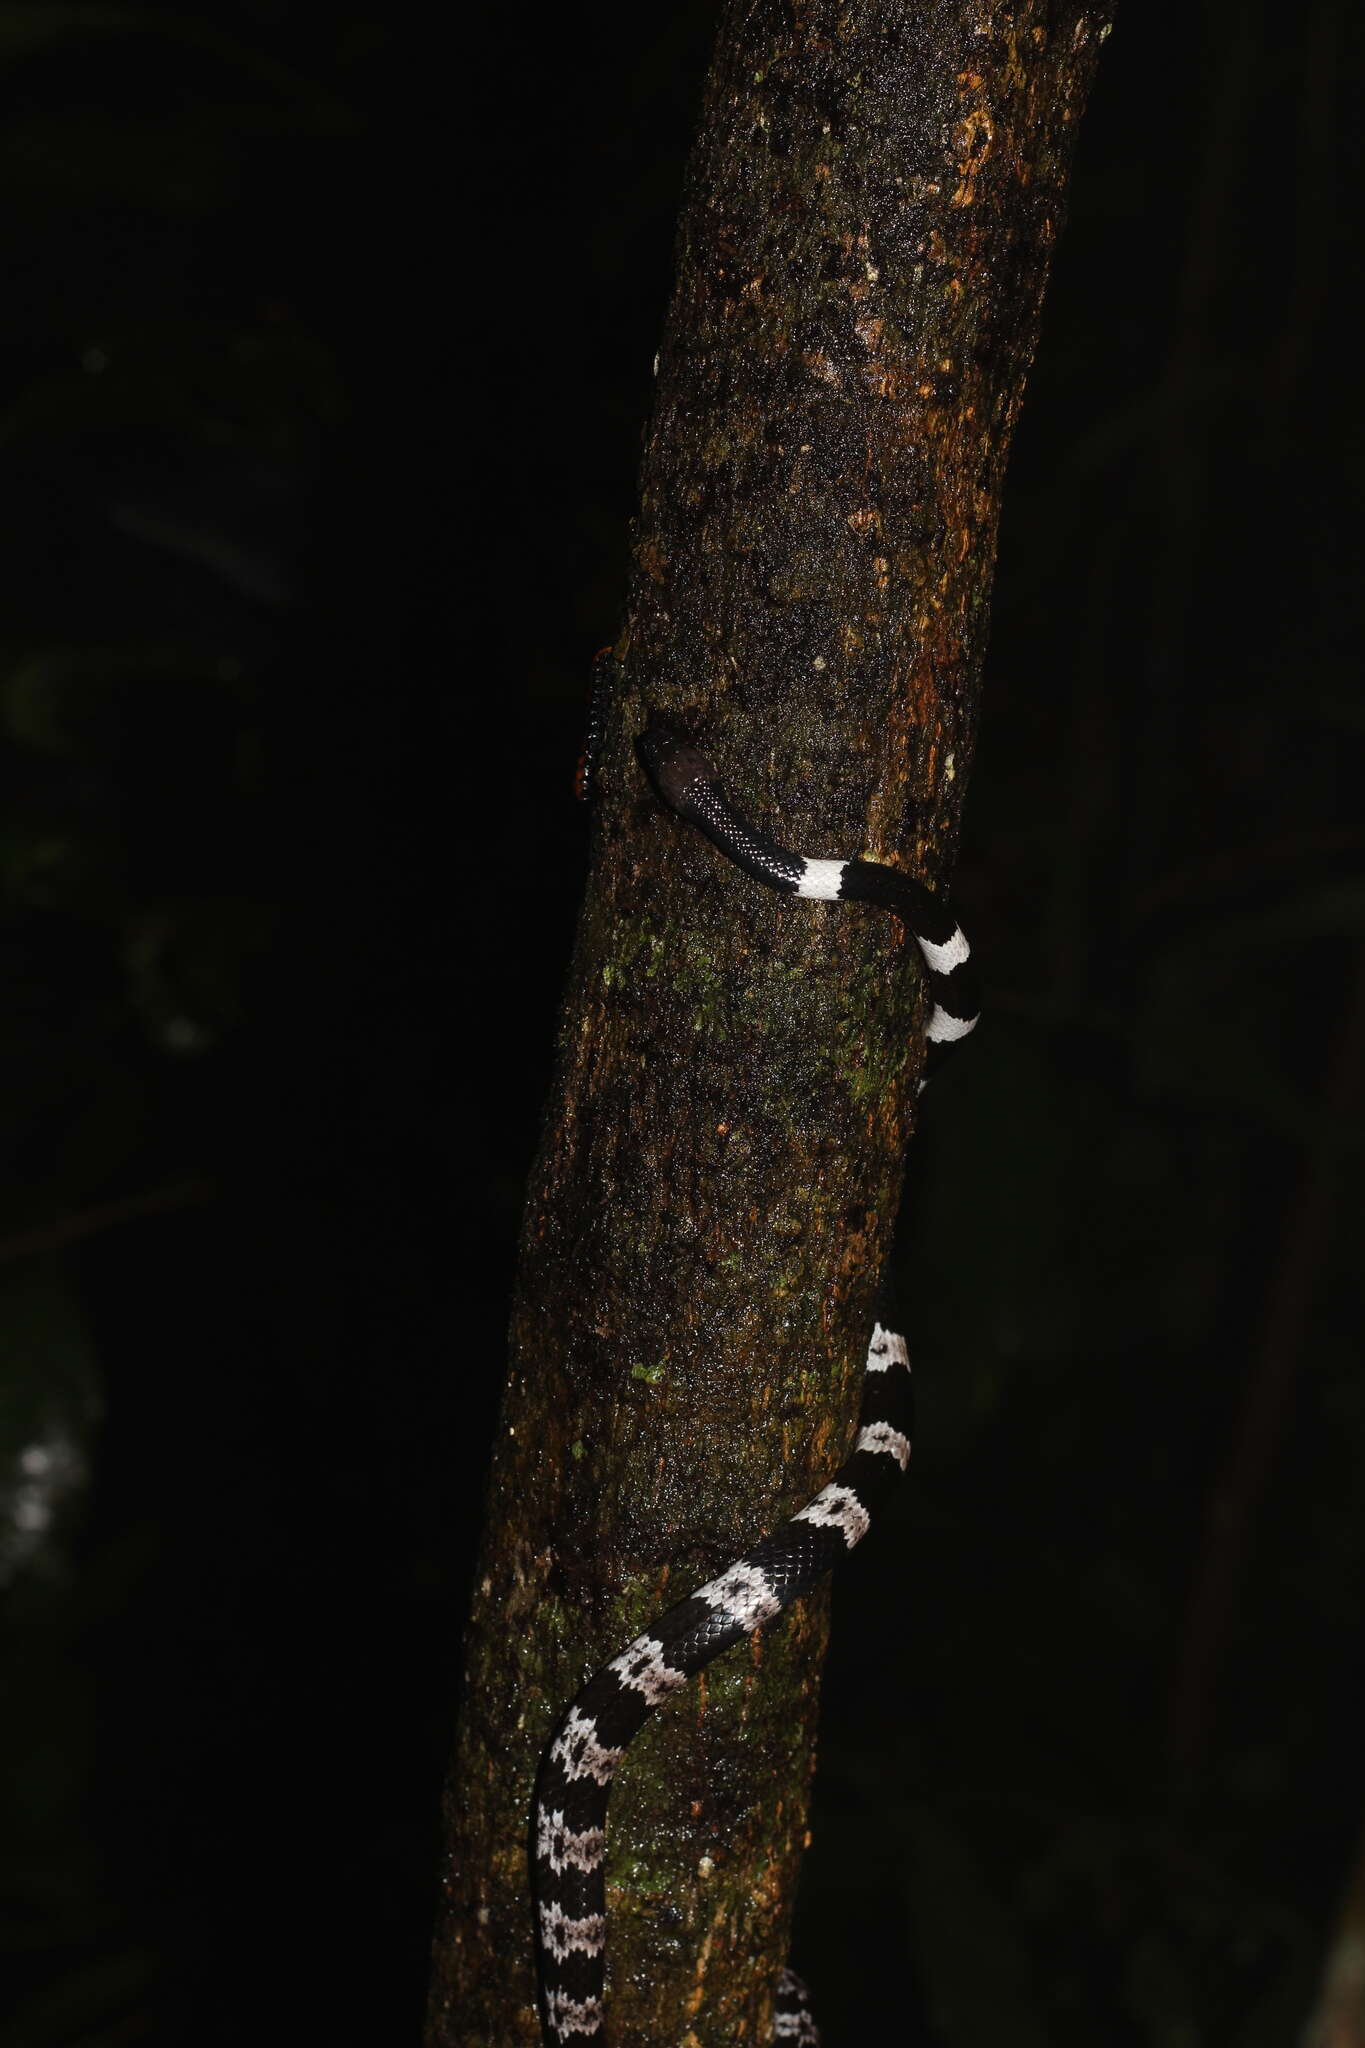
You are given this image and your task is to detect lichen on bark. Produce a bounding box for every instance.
[427,3,1112,2042]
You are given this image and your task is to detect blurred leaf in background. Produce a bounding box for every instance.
[1,7,343,2040]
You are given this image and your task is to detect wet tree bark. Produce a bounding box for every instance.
[427,3,1112,2042]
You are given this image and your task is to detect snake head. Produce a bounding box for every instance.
[636,726,715,814]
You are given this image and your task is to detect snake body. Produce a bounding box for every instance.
[533,723,979,2045]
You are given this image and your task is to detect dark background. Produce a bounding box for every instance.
[2,3,1361,2044]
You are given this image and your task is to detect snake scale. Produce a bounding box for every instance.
[533,709,980,2045]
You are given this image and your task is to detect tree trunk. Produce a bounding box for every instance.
[427,3,1112,2042]
[1305,1813,1365,2048]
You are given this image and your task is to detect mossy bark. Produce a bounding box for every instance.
[427,3,1112,2042]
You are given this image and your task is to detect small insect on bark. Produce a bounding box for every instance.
[574,648,618,803]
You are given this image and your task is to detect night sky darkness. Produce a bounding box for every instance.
[1,4,1362,2045]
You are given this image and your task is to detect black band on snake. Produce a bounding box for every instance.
[533,722,980,2046]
